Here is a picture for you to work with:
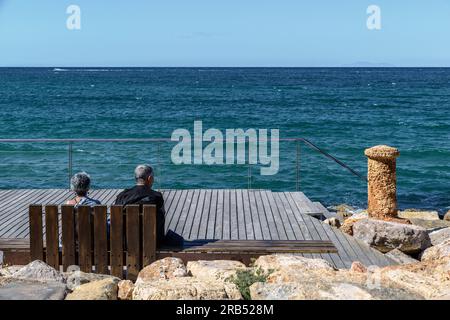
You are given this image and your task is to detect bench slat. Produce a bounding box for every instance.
[29,205,44,261]
[78,206,92,273]
[45,205,59,269]
[61,205,76,271]
[94,206,108,275]
[126,205,140,281]
[110,205,124,278]
[142,205,156,267]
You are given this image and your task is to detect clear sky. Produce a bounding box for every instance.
[1,0,449,67]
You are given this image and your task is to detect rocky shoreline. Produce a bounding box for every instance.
[1,204,449,300]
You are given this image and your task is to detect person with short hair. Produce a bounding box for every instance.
[66,172,101,207]
[114,164,167,246]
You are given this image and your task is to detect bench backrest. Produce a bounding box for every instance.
[29,204,157,280]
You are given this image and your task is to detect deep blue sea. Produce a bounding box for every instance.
[0,68,449,212]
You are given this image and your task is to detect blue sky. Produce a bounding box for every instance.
[1,0,449,67]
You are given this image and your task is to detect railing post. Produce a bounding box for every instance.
[68,142,73,189]
[365,145,400,220]
[296,140,300,191]
[247,164,252,189]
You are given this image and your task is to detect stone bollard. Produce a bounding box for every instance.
[364,145,400,220]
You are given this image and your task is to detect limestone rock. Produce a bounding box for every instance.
[133,277,242,300]
[11,260,65,283]
[444,210,450,222]
[249,274,421,300]
[323,217,341,228]
[407,218,450,231]
[350,261,367,273]
[429,228,450,246]
[187,260,246,282]
[136,257,188,282]
[398,209,440,221]
[421,239,450,262]
[340,213,367,236]
[65,270,119,291]
[352,219,431,254]
[118,280,134,300]
[385,249,418,265]
[379,258,450,299]
[254,254,335,274]
[65,278,119,300]
[247,254,449,300]
[0,278,66,300]
[0,265,22,277]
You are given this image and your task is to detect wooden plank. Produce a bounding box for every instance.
[142,205,157,267]
[269,192,294,240]
[248,190,263,240]
[261,191,281,240]
[126,205,140,281]
[29,205,44,261]
[230,189,239,240]
[214,189,224,239]
[0,189,49,235]
[170,190,190,235]
[187,189,205,239]
[77,206,92,273]
[241,190,254,240]
[44,205,59,269]
[222,189,231,240]
[255,191,272,240]
[273,192,302,240]
[61,205,76,271]
[284,193,344,266]
[206,189,218,239]
[179,189,198,239]
[197,189,212,239]
[94,206,108,274]
[13,189,70,238]
[110,205,124,278]
[235,190,247,240]
[183,239,335,246]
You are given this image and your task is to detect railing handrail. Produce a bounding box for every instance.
[0,137,367,183]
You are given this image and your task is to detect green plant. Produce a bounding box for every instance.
[226,267,272,300]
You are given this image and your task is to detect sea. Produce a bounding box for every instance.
[0,67,449,212]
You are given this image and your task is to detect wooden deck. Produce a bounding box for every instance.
[0,189,395,269]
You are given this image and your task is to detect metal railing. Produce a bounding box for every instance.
[0,138,367,190]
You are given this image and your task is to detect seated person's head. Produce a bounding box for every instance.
[135,164,154,187]
[70,172,91,197]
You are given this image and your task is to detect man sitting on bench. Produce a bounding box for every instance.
[114,164,166,246]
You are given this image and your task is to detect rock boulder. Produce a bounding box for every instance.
[133,277,242,300]
[385,249,418,265]
[136,257,188,282]
[11,260,65,283]
[0,278,66,300]
[421,239,450,262]
[429,228,450,246]
[398,209,440,221]
[352,219,431,254]
[118,280,134,300]
[65,278,119,300]
[187,260,246,281]
[65,270,119,291]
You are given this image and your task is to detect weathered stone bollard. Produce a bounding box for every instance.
[364,145,400,220]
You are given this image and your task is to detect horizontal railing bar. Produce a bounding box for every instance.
[0,137,366,182]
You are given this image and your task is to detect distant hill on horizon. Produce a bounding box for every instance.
[340,61,396,68]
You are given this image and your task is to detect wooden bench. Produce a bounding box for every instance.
[0,204,339,280]
[28,204,157,280]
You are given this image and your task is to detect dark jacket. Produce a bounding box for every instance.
[114,185,165,246]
